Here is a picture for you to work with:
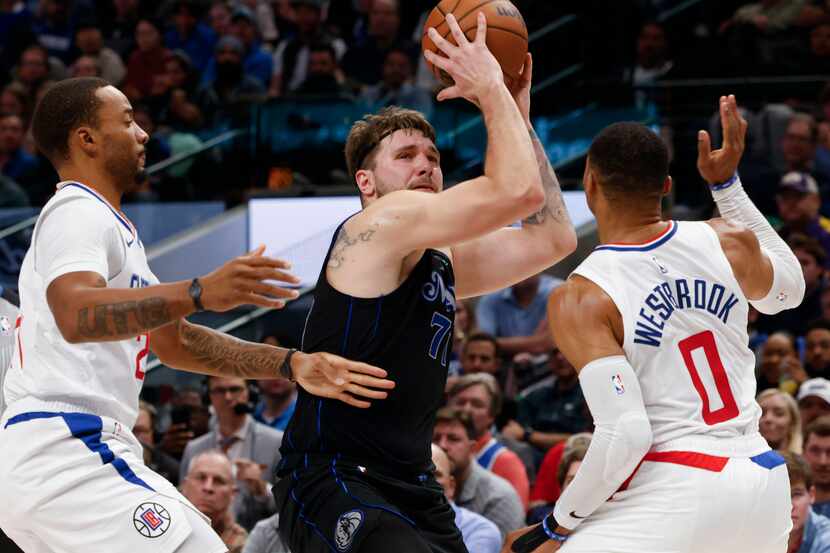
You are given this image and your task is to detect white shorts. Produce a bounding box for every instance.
[562,450,792,553]
[0,410,228,553]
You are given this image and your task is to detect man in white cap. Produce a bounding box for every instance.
[800,378,830,428]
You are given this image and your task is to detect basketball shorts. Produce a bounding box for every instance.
[0,409,227,553]
[274,454,468,553]
[561,449,791,553]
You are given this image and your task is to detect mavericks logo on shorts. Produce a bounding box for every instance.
[334,509,364,551]
[133,502,172,538]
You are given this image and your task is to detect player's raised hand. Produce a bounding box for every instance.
[198,245,301,312]
[697,94,748,185]
[291,351,395,409]
[424,12,503,105]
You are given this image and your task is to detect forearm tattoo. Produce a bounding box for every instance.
[77,297,172,338]
[522,128,571,226]
[179,321,288,378]
[328,223,379,269]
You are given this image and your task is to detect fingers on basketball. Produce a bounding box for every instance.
[421,0,528,86]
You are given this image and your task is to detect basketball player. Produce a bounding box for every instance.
[0,77,394,553]
[506,95,801,553]
[274,12,577,553]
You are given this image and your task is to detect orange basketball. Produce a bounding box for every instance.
[421,0,529,87]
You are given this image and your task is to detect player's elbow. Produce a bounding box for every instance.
[627,415,653,459]
[553,227,578,260]
[55,320,82,344]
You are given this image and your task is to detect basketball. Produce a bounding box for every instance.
[421,0,529,87]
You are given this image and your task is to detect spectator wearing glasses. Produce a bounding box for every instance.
[180,376,283,530]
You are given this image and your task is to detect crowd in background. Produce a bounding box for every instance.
[6,0,830,552]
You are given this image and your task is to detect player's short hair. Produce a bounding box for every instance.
[435,406,476,441]
[344,106,436,182]
[587,122,669,203]
[31,77,110,165]
[807,318,830,336]
[782,451,813,489]
[789,233,827,267]
[804,414,830,447]
[448,373,503,417]
[462,332,500,358]
[557,440,590,487]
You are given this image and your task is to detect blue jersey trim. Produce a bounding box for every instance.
[5,411,154,492]
[750,450,786,470]
[595,221,678,252]
[289,471,338,552]
[59,182,136,241]
[370,296,383,341]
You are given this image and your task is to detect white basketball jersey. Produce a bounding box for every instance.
[572,220,765,456]
[3,182,159,426]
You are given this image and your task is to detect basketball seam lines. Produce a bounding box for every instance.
[450,0,497,35]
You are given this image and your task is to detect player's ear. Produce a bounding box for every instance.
[355,169,376,199]
[662,176,673,196]
[74,126,98,157]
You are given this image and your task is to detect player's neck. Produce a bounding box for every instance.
[58,167,124,210]
[597,208,667,246]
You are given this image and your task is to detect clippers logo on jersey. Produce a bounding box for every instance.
[334,510,364,551]
[634,278,740,347]
[132,502,171,538]
[612,373,625,395]
[422,270,456,311]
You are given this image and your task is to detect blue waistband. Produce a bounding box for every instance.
[749,450,786,470]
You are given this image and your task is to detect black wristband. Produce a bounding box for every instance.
[511,514,568,553]
[280,349,297,381]
[188,278,205,312]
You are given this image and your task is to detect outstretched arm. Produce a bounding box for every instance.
[451,54,577,299]
[151,319,395,409]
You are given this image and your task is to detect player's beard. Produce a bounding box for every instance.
[104,146,145,194]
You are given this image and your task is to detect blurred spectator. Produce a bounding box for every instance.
[625,22,675,91]
[123,18,169,100]
[70,54,101,77]
[800,378,830,432]
[13,45,55,100]
[783,451,830,553]
[431,443,502,553]
[758,388,804,453]
[757,331,807,394]
[165,0,218,73]
[807,23,830,73]
[758,234,827,336]
[241,513,289,553]
[803,415,830,517]
[432,407,524,539]
[208,0,232,37]
[503,348,591,453]
[239,0,279,46]
[0,113,37,182]
[133,400,181,485]
[0,174,28,207]
[253,373,297,432]
[269,0,347,97]
[195,35,266,129]
[105,0,141,58]
[342,0,416,87]
[776,173,830,255]
[447,374,531,509]
[360,45,432,114]
[476,273,561,355]
[782,114,830,192]
[528,433,592,520]
[149,50,205,131]
[32,0,77,63]
[181,450,248,553]
[460,332,502,379]
[289,41,352,98]
[180,376,282,530]
[807,320,830,377]
[72,19,126,85]
[201,6,272,88]
[0,83,32,124]
[157,387,208,460]
[527,434,590,524]
[721,0,808,34]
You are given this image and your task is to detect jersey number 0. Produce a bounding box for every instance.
[678,330,740,425]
